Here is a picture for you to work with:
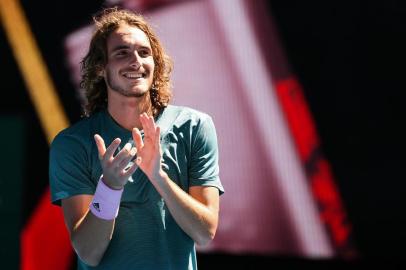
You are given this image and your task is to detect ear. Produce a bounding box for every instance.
[96,65,105,78]
[98,69,105,78]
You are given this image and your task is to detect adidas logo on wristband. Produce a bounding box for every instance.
[92,202,100,212]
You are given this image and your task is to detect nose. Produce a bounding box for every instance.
[130,51,141,69]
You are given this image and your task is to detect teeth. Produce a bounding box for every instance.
[124,73,143,79]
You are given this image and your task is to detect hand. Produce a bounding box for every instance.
[132,113,164,182]
[94,135,138,190]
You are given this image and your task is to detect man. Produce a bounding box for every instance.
[49,8,223,269]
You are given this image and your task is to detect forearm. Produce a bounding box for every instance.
[70,210,115,266]
[150,171,218,246]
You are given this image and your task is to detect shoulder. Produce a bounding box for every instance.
[51,112,103,151]
[163,106,217,149]
[169,105,211,119]
[165,105,214,128]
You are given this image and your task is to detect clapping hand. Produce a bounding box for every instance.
[132,112,164,182]
[94,135,138,190]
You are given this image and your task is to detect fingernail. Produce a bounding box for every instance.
[124,143,131,151]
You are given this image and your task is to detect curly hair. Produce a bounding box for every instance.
[80,8,173,117]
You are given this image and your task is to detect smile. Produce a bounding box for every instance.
[122,72,146,79]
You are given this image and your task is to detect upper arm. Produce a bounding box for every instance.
[61,194,93,235]
[189,116,224,194]
[188,186,219,214]
[50,133,95,206]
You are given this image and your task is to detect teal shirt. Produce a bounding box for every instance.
[49,105,224,269]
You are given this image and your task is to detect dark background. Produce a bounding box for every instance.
[1,0,405,268]
[269,0,406,263]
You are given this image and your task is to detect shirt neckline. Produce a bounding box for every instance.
[102,107,167,136]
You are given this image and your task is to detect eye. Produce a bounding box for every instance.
[115,50,129,57]
[139,49,151,57]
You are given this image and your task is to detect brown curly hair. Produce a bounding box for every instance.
[80,8,173,117]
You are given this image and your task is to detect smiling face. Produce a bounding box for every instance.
[102,23,155,98]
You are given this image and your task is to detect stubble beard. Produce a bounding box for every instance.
[106,69,149,98]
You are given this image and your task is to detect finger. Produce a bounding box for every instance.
[147,115,156,136]
[139,113,149,135]
[132,127,144,149]
[130,146,137,156]
[117,155,135,174]
[140,113,154,137]
[104,138,121,161]
[122,161,138,178]
[155,126,163,156]
[113,143,132,168]
[118,150,135,168]
[135,156,142,166]
[94,134,106,160]
[155,126,161,146]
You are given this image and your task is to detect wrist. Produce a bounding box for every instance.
[101,176,124,190]
[89,176,124,220]
[149,169,168,184]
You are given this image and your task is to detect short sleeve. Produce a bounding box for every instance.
[189,115,224,195]
[49,133,95,206]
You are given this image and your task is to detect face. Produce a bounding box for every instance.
[103,23,155,98]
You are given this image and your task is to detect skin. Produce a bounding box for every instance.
[61,23,220,266]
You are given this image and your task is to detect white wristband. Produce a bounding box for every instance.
[89,176,123,220]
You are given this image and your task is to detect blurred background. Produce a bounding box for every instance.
[1,0,405,269]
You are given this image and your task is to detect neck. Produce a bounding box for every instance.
[107,91,152,131]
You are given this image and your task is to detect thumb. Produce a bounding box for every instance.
[94,134,106,160]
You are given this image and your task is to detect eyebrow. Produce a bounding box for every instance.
[110,44,152,53]
[111,45,130,53]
